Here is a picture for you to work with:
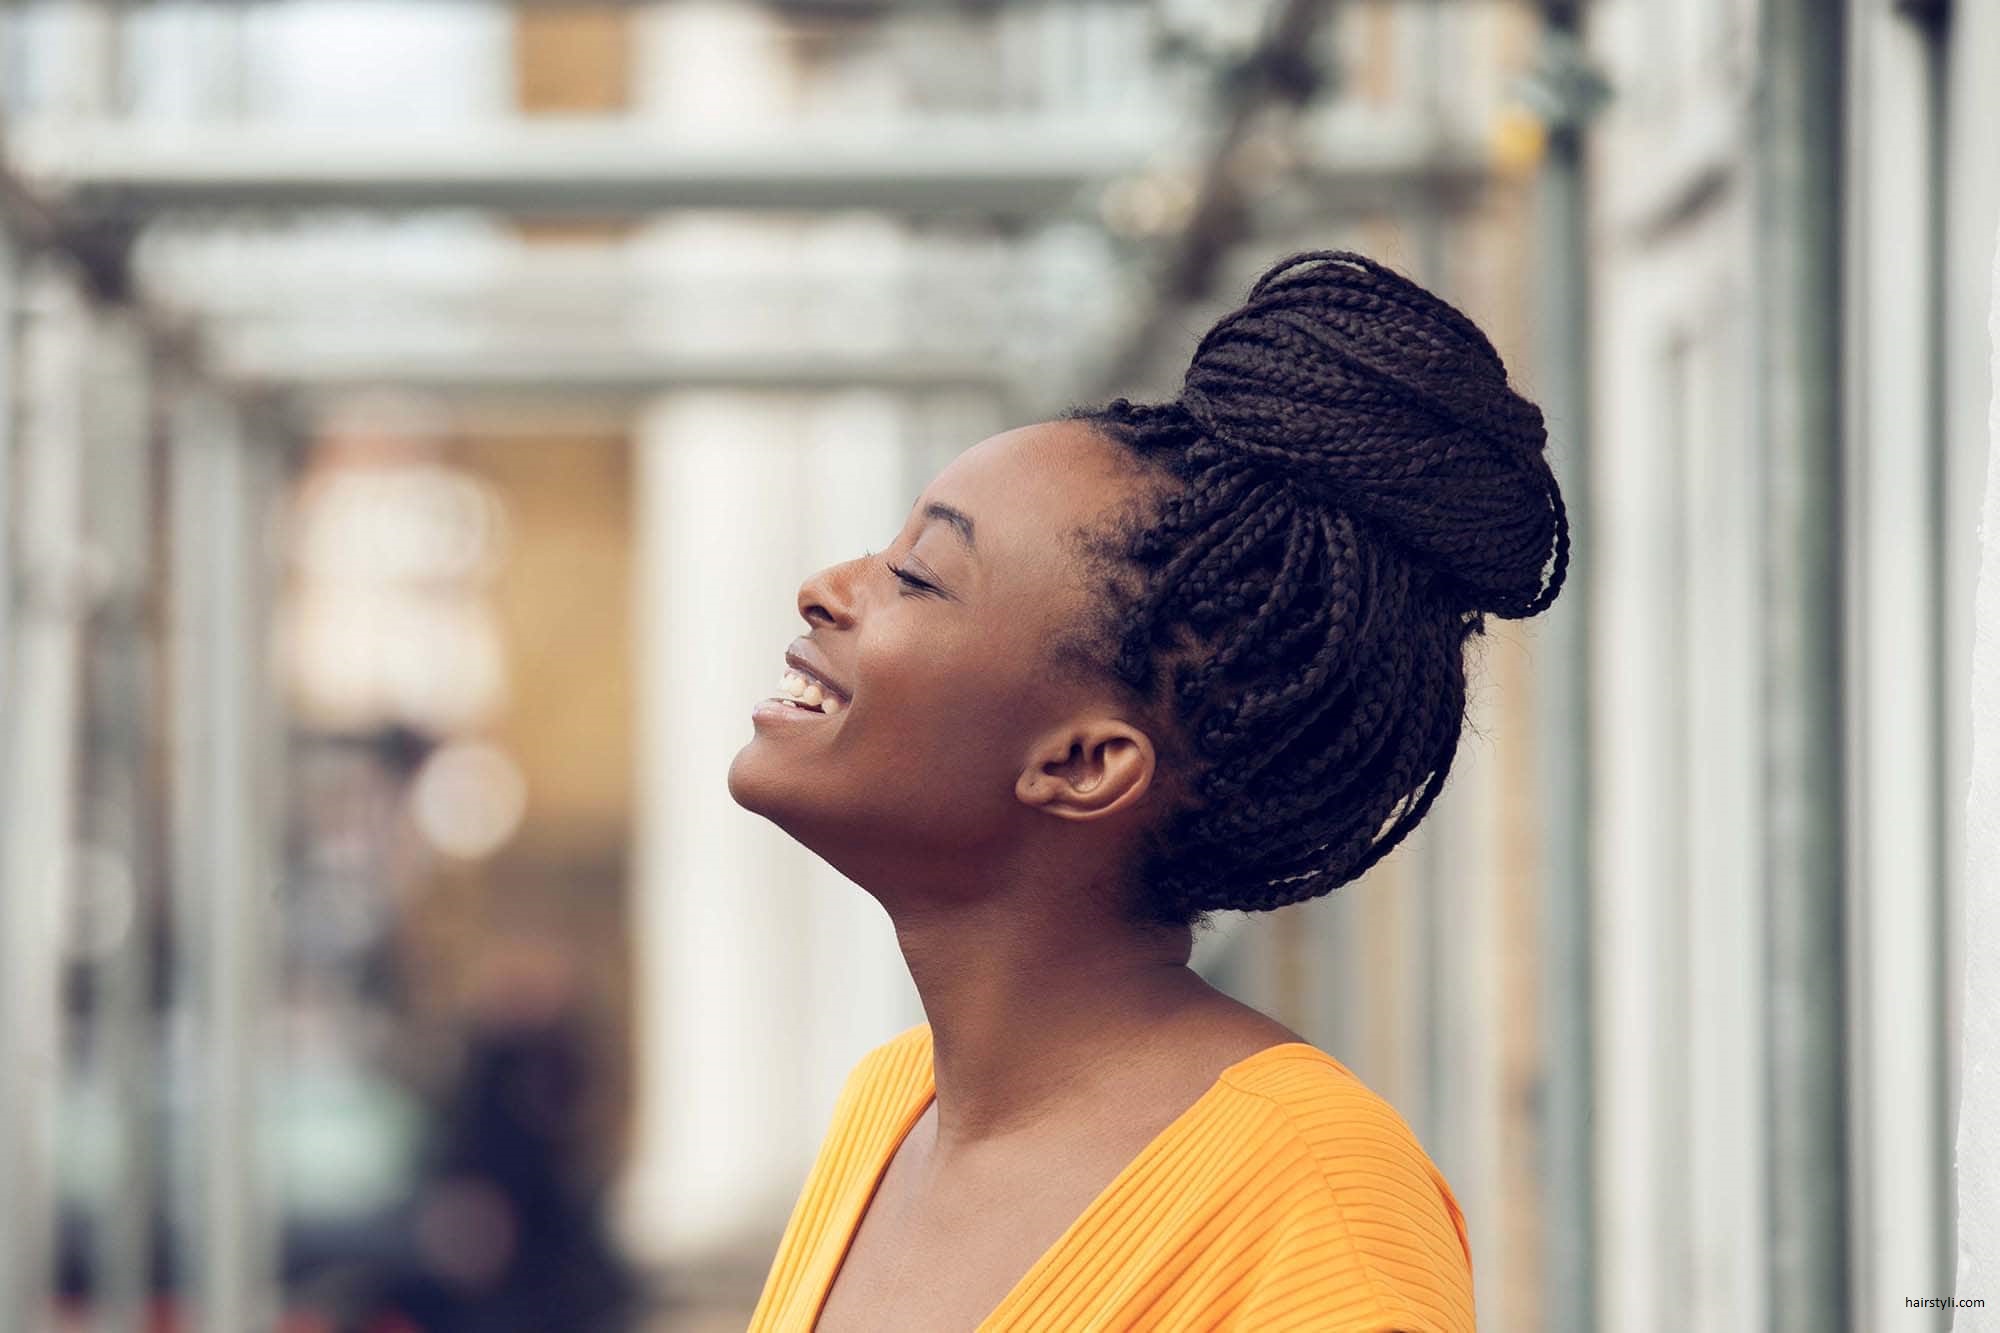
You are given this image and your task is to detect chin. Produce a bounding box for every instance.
[725,743,771,815]
[726,744,815,837]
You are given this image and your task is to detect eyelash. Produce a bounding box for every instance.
[883,561,936,595]
[861,549,936,596]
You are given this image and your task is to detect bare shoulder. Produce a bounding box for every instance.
[1120,996,1316,1104]
[1169,995,1313,1067]
[1150,997,1419,1134]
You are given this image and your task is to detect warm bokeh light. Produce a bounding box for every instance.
[410,740,529,862]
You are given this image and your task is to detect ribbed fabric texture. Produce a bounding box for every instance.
[747,1023,1475,1331]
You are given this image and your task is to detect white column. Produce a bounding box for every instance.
[1943,6,2000,1309]
[0,266,89,1333]
[1677,304,1767,1333]
[1590,272,1684,1333]
[0,219,10,1322]
[79,310,160,1333]
[1951,214,2000,1332]
[168,385,281,1333]
[0,219,14,755]
[1843,1,1950,1317]
[620,390,921,1270]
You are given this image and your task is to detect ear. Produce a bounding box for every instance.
[1015,718,1157,821]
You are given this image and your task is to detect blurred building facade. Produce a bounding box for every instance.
[1,2,1993,1332]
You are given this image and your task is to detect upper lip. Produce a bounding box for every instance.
[784,641,850,703]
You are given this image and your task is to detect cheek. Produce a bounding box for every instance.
[856,653,1008,756]
[850,636,1026,780]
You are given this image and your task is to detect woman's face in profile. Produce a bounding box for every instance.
[726,418,1161,901]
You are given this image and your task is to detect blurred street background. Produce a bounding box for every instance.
[2,1,1995,1330]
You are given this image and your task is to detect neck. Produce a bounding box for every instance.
[889,890,1208,1152]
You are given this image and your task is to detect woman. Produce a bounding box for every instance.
[730,250,1568,1332]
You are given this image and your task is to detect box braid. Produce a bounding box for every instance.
[1056,250,1569,930]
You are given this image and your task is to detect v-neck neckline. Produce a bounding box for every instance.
[805,1028,1332,1332]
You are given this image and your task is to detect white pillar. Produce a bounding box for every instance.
[0,218,11,1332]
[620,389,921,1271]
[0,266,89,1333]
[1844,1,1951,1315]
[1951,215,2000,1333]
[167,385,281,1333]
[0,219,14,760]
[79,309,160,1333]
[1944,8,2000,1321]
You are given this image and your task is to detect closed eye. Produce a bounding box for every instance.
[884,560,938,596]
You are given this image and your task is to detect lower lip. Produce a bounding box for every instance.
[751,697,840,724]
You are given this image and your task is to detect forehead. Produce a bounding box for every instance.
[917,418,1137,608]
[927,419,1130,531]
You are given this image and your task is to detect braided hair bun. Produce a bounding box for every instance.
[1061,249,1569,927]
[1177,250,1566,620]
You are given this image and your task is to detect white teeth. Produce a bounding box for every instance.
[774,667,843,715]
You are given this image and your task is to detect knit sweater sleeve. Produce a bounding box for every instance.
[1223,1064,1476,1332]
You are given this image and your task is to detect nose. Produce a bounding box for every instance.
[796,553,865,627]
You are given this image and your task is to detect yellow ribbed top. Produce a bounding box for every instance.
[748,1023,1475,1332]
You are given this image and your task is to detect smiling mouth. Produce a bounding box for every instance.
[754,694,841,725]
[766,669,845,716]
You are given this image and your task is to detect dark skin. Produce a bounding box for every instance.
[727,419,1307,1331]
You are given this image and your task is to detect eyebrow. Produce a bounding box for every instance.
[920,501,977,554]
